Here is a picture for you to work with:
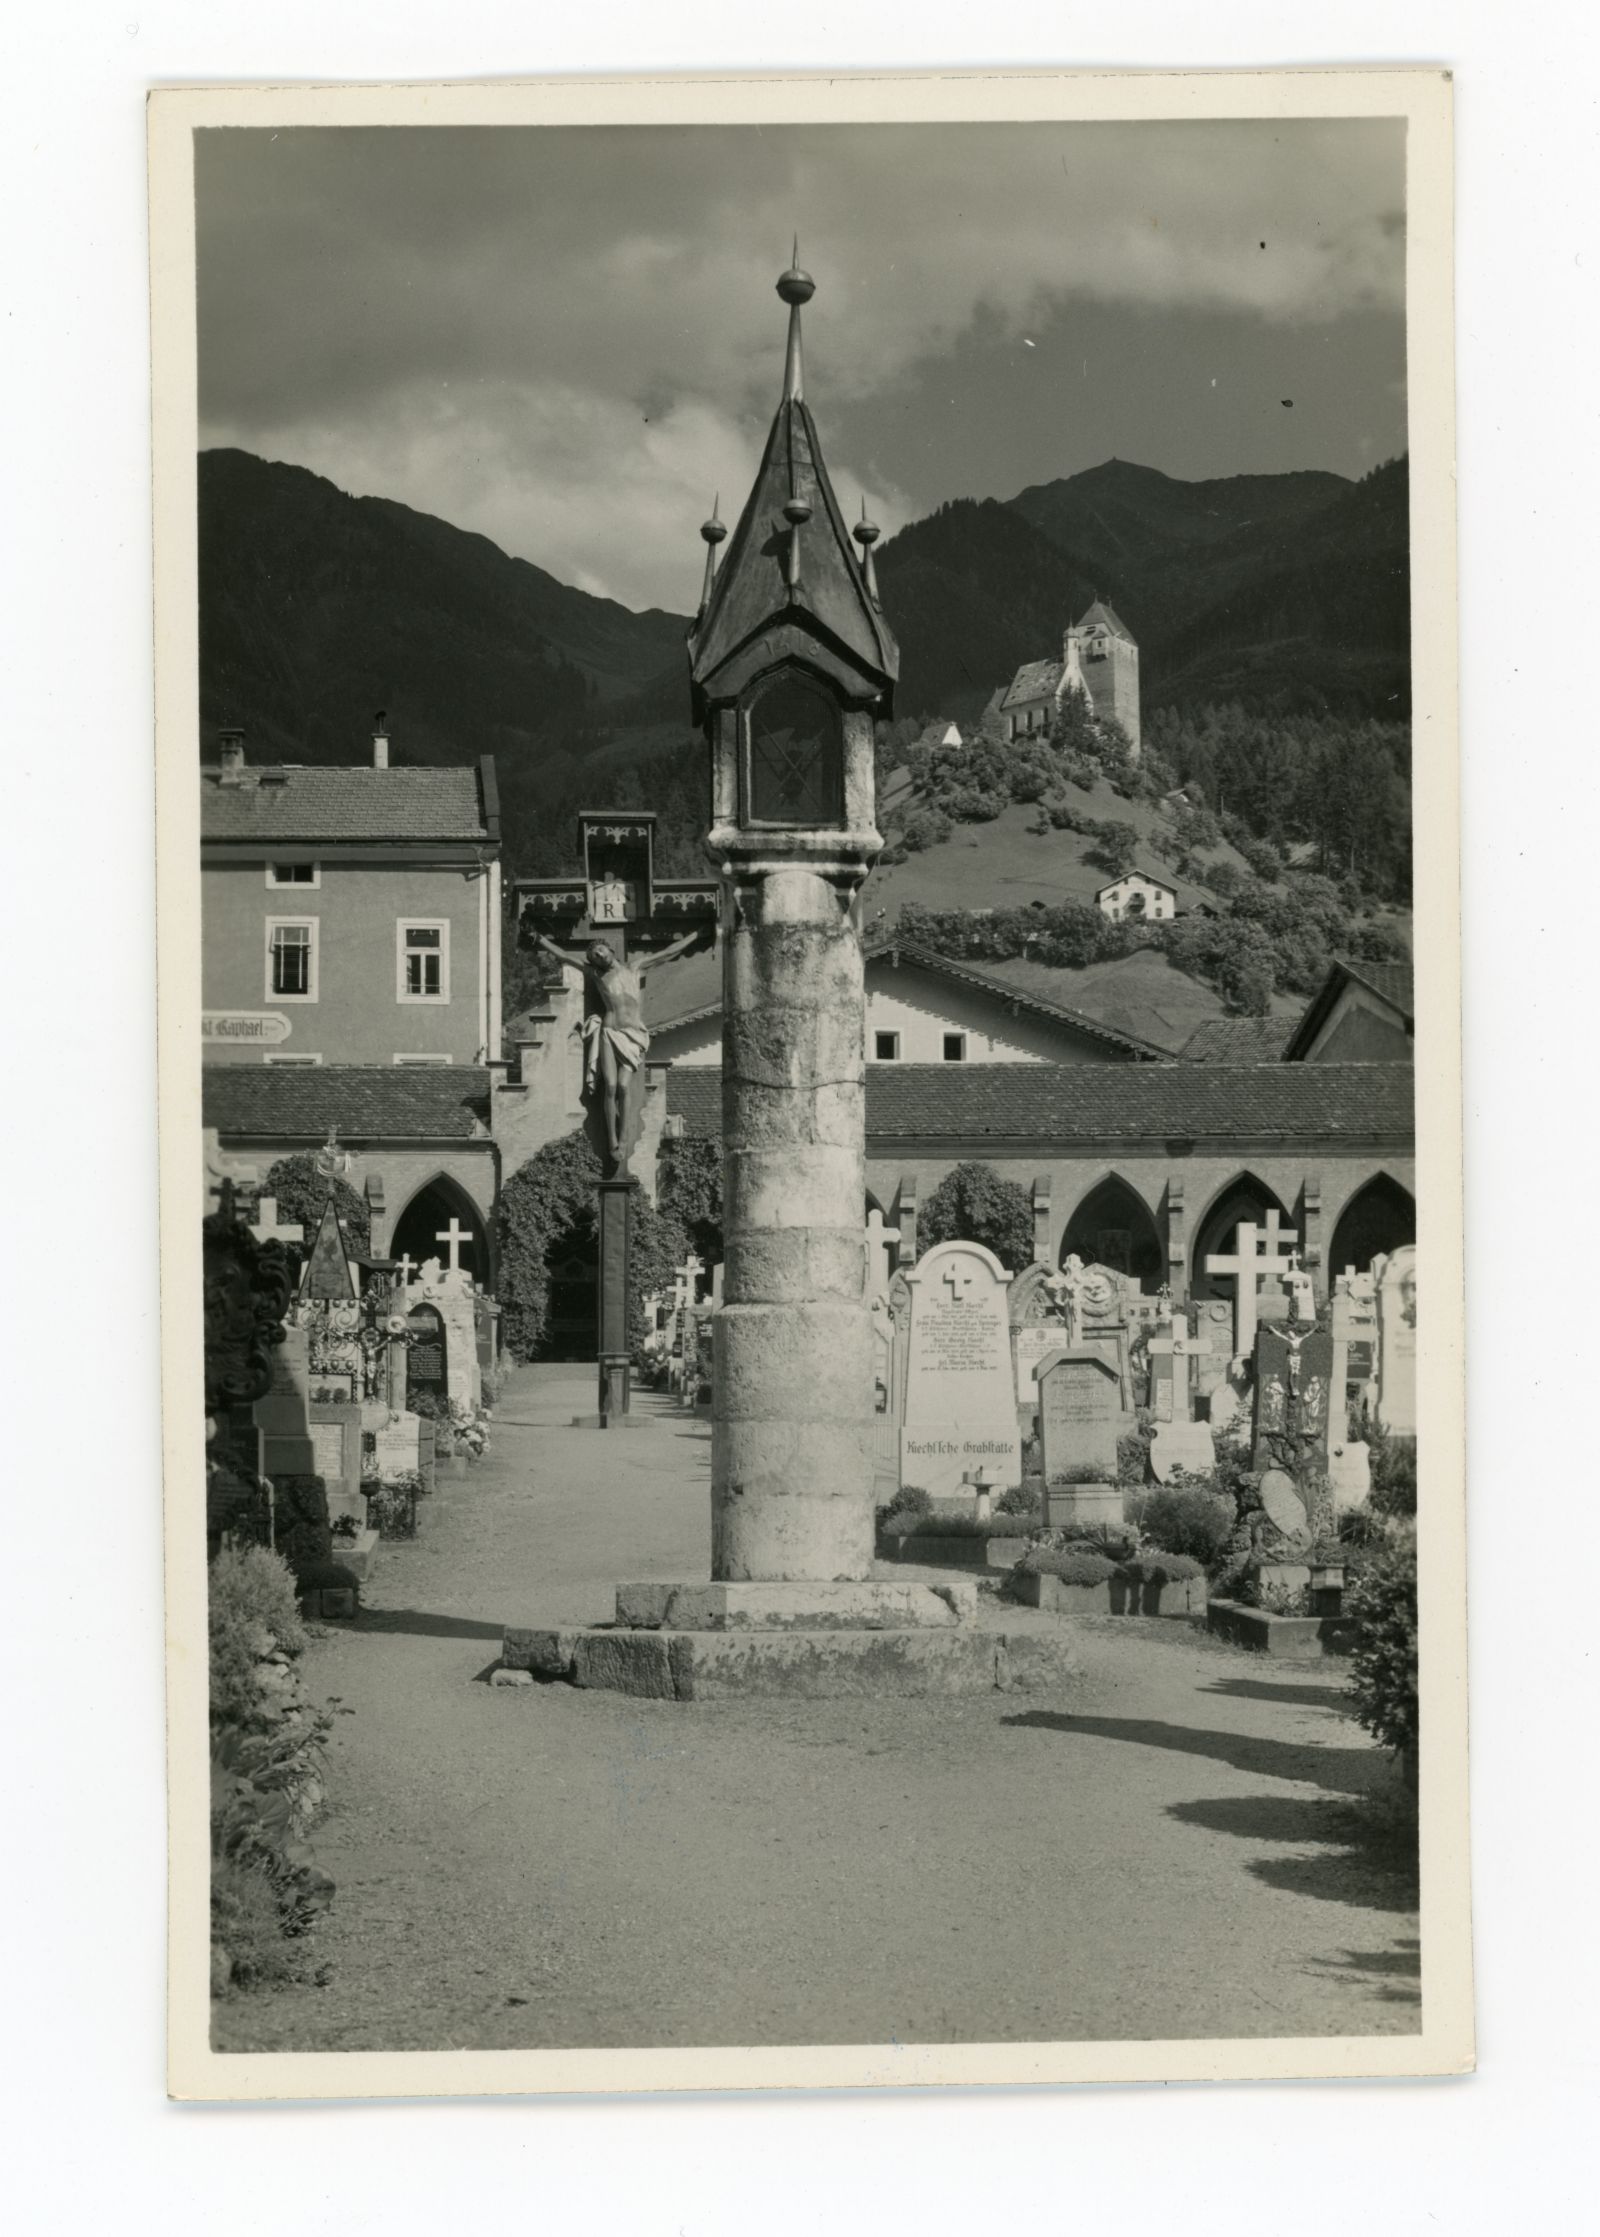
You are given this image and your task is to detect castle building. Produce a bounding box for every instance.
[999,598,1142,757]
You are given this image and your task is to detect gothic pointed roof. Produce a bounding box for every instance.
[1075,599,1134,640]
[688,258,898,714]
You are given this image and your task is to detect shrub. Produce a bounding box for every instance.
[917,1161,1035,1273]
[996,1480,1041,1517]
[261,1156,370,1270]
[1346,1525,1418,1758]
[1050,1460,1116,1486]
[884,1485,932,1522]
[1060,1520,1138,1560]
[1022,1548,1117,1585]
[1138,1485,1237,1569]
[902,807,953,852]
[1117,1411,1155,1487]
[209,1543,307,1729]
[908,1512,1032,1539]
[211,1727,335,1994]
[1366,1423,1418,1517]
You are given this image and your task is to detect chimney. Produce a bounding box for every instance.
[218,727,246,784]
[372,710,389,770]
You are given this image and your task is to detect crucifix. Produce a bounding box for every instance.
[1206,1215,1299,1361]
[864,1208,900,1298]
[435,1217,471,1273]
[249,1196,303,1249]
[1147,1311,1213,1424]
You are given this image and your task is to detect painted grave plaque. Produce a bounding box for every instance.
[900,1241,1021,1498]
[1259,1466,1308,1539]
[1037,1348,1123,1485]
[375,1413,421,1480]
[406,1303,447,1406]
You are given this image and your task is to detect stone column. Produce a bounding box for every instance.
[714,862,874,1581]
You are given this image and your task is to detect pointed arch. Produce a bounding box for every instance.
[1061,1173,1165,1291]
[390,1170,496,1288]
[1190,1171,1294,1305]
[1329,1171,1416,1278]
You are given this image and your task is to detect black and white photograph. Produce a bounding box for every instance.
[150,69,1468,2097]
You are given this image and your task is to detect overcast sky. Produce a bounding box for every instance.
[196,120,1407,613]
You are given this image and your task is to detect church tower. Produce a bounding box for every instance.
[1061,598,1141,760]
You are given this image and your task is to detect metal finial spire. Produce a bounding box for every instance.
[776,239,814,404]
[852,492,882,604]
[697,494,726,615]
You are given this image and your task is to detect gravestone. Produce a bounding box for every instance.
[407,1260,482,1410]
[1008,1262,1069,1414]
[1074,1263,1135,1408]
[375,1411,421,1480]
[1252,1324,1336,1466]
[1372,1245,1418,1433]
[864,1208,900,1301]
[1329,1439,1373,1512]
[900,1241,1021,1500]
[1037,1349,1123,1484]
[307,1402,365,1528]
[1192,1298,1235,1399]
[1332,1267,1378,1409]
[1147,1307,1217,1480]
[406,1301,448,1410]
[1207,1376,1242,1433]
[1206,1215,1298,1359]
[300,1198,359,1302]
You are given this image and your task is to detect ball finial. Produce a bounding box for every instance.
[701,494,726,547]
[852,494,881,550]
[776,235,815,308]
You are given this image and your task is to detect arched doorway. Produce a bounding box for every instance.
[1190,1173,1294,1304]
[1061,1175,1163,1290]
[1329,1174,1416,1278]
[390,1174,493,1286]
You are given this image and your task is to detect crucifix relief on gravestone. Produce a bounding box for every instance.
[1147,1310,1217,1483]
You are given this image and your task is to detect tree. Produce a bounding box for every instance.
[262,1156,369,1272]
[658,1133,723,1266]
[498,1130,689,1364]
[918,1161,1035,1273]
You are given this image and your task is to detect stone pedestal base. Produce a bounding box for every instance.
[614,1578,975,1630]
[500,1620,1079,1699]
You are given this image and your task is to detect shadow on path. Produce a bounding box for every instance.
[1301,1939,1421,2006]
[1166,1795,1419,1917]
[1200,1677,1355,1713]
[1001,1711,1373,1796]
[354,1608,506,1641]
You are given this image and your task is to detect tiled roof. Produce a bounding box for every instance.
[1336,958,1414,1017]
[667,1061,1413,1145]
[1000,658,1064,709]
[203,1064,492,1140]
[1180,1016,1299,1065]
[1076,599,1134,640]
[201,763,495,845]
[647,938,1169,1060]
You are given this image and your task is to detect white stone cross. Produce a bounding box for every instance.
[435,1218,471,1272]
[1206,1215,1299,1360]
[248,1196,303,1248]
[394,1252,419,1286]
[864,1209,901,1298]
[1148,1313,1213,1419]
[941,1259,980,1304]
[673,1253,705,1308]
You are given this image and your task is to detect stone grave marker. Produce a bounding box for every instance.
[1036,1348,1126,1529]
[864,1208,900,1301]
[1329,1439,1373,1512]
[375,1411,421,1480]
[1193,1298,1235,1399]
[1147,1309,1217,1481]
[1253,1323,1337,1465]
[1332,1267,1378,1409]
[1008,1263,1068,1414]
[1373,1245,1418,1433]
[900,1241,1021,1500]
[1206,1215,1298,1359]
[307,1403,365,1527]
[300,1197,359,1301]
[1074,1263,1135,1407]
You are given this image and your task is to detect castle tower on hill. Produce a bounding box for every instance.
[1063,599,1140,758]
[997,596,1141,760]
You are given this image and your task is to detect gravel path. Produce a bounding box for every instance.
[215,1364,1419,2053]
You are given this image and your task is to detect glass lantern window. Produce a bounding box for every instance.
[743,672,844,827]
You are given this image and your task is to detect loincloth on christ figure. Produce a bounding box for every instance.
[582,1014,650,1075]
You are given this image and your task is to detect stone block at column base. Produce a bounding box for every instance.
[499,1621,1078,1699]
[614,1577,976,1631]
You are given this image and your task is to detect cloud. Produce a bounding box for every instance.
[195,118,1402,605]
[202,378,913,613]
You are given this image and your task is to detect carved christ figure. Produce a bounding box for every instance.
[534,927,708,1170]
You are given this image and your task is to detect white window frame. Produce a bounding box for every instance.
[265,916,319,1003]
[265,860,321,889]
[873,1030,901,1062]
[942,1031,968,1063]
[392,1053,454,1067]
[263,1052,323,1066]
[397,918,451,1004]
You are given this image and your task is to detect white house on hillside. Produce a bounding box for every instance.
[1096,871,1178,922]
